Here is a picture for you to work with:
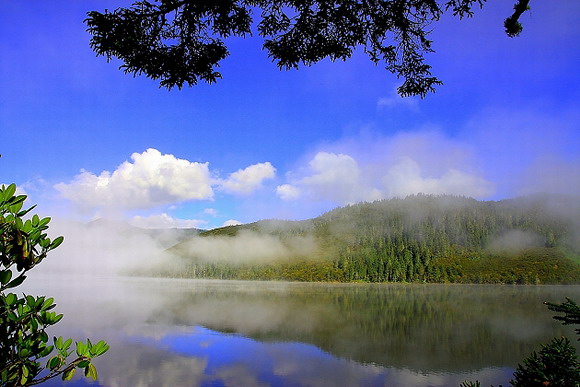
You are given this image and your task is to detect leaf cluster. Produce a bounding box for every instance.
[0,184,62,293]
[0,184,109,386]
[85,0,531,97]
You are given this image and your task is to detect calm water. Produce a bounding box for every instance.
[20,276,580,387]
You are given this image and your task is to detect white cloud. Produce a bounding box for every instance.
[55,148,214,211]
[277,152,379,204]
[277,137,495,205]
[130,213,207,229]
[204,208,218,216]
[276,184,301,201]
[176,230,316,263]
[220,162,276,195]
[383,157,495,198]
[222,219,242,227]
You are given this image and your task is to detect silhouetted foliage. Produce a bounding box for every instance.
[510,337,579,387]
[85,0,532,97]
[546,298,580,339]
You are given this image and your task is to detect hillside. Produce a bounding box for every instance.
[162,194,580,284]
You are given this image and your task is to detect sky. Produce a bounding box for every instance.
[1,1,579,230]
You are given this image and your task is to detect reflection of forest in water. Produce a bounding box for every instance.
[152,282,580,372]
[22,277,580,386]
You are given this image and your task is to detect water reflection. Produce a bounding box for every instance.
[22,276,580,386]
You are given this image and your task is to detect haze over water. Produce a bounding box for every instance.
[21,276,580,387]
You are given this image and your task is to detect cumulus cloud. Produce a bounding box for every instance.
[276,184,301,201]
[219,162,276,195]
[55,149,214,212]
[55,150,279,221]
[277,144,493,205]
[277,152,380,204]
[130,213,207,229]
[383,157,495,198]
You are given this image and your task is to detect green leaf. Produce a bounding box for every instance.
[42,297,55,310]
[5,293,17,305]
[22,219,33,233]
[63,338,73,350]
[6,275,26,290]
[50,236,64,249]
[76,342,87,357]
[39,217,51,227]
[30,317,38,332]
[48,356,61,370]
[39,345,54,357]
[62,368,76,381]
[9,200,24,214]
[26,295,36,306]
[77,360,90,369]
[91,340,110,356]
[53,313,64,324]
[5,183,16,199]
[0,269,12,285]
[17,207,34,217]
[85,363,98,381]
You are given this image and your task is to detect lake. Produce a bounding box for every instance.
[20,276,580,386]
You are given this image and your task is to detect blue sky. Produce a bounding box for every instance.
[1,1,579,229]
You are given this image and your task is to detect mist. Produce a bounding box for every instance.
[171,230,318,265]
[486,230,545,254]
[32,216,319,279]
[36,217,177,277]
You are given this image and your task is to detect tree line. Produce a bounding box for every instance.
[162,194,580,284]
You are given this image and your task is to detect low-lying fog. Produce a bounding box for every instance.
[35,193,580,278]
[18,276,580,387]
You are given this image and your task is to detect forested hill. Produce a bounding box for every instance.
[164,194,580,284]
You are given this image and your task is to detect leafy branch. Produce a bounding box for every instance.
[0,184,109,386]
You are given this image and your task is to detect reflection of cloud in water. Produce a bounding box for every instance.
[19,276,580,386]
[95,341,208,387]
[214,364,269,387]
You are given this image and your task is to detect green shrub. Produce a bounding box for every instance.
[0,184,108,386]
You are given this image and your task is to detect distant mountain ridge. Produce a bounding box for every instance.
[158,194,580,283]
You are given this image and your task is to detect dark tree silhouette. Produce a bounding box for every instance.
[85,0,531,97]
